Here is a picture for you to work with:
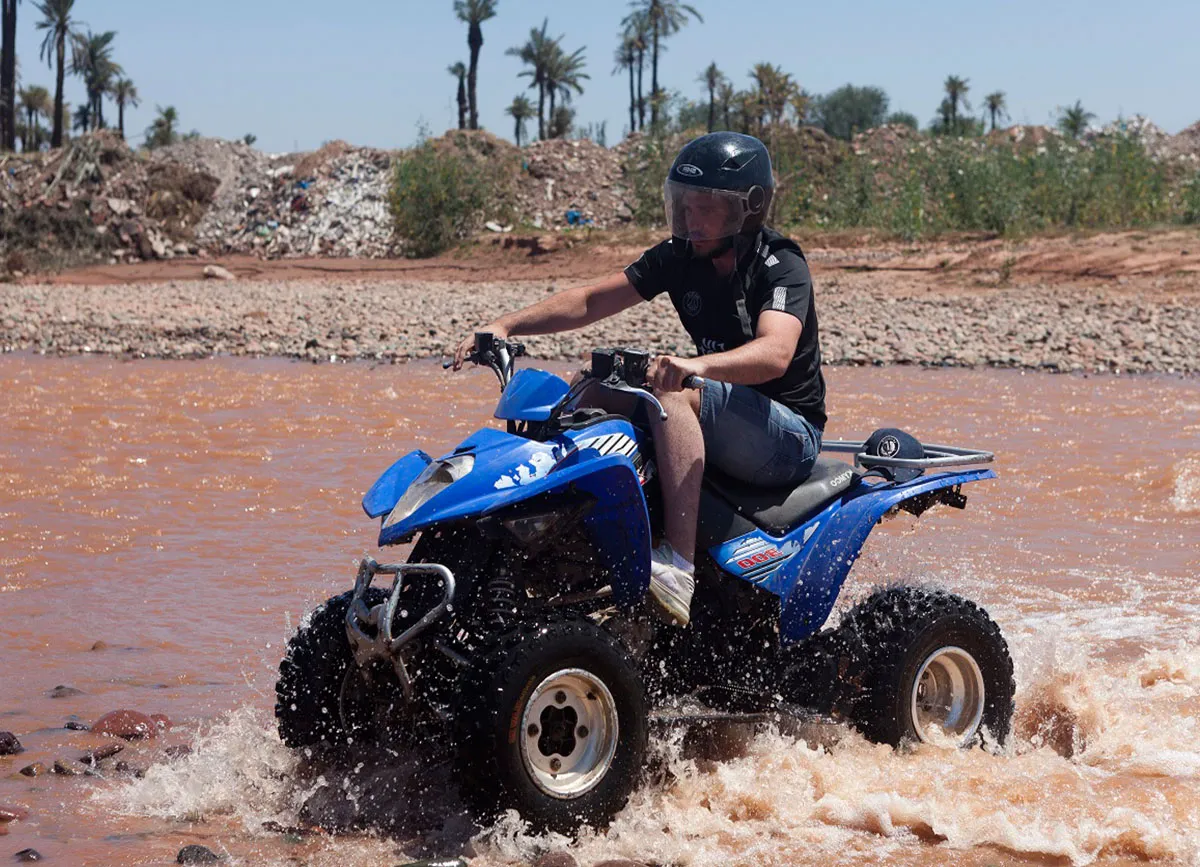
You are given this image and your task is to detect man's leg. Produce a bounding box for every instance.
[644,388,703,626]
[649,388,704,560]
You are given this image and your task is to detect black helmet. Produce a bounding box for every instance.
[665,132,774,246]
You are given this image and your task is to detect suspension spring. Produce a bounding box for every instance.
[486,571,521,627]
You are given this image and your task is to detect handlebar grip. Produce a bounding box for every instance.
[682,375,705,390]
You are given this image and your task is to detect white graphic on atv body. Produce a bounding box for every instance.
[494,450,557,489]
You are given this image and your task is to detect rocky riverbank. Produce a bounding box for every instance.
[1,274,1196,374]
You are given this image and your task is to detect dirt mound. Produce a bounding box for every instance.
[0,132,218,273]
[851,123,922,159]
[1168,120,1200,161]
[514,136,632,230]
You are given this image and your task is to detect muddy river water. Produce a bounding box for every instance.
[1,355,1198,866]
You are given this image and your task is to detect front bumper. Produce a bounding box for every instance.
[345,556,457,700]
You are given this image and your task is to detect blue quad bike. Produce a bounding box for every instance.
[276,335,1015,832]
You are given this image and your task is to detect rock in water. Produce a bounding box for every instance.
[177,844,222,863]
[92,710,159,740]
[0,805,29,822]
[14,848,43,862]
[533,853,578,867]
[0,732,22,755]
[18,763,46,778]
[49,684,84,698]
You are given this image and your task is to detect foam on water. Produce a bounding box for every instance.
[99,637,1200,867]
[1171,457,1200,513]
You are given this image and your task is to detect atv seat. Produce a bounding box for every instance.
[704,456,863,535]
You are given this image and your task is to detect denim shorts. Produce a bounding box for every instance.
[699,380,823,487]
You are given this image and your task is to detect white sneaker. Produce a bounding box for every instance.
[649,543,695,627]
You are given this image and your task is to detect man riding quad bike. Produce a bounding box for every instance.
[275,134,1015,833]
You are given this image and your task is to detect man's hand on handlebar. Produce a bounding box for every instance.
[451,325,508,371]
[649,355,706,393]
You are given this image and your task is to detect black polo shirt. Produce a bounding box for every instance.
[624,228,827,429]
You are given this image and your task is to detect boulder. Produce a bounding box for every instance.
[92,709,161,740]
[0,732,22,755]
[177,844,222,863]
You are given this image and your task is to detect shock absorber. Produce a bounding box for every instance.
[485,568,521,628]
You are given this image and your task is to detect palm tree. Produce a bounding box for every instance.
[507,19,558,141]
[984,91,1007,132]
[624,0,702,129]
[144,104,178,149]
[18,84,51,150]
[453,0,496,131]
[1,0,20,151]
[612,36,637,136]
[1058,100,1095,139]
[34,0,77,148]
[698,61,722,132]
[448,61,467,130]
[543,42,588,139]
[718,80,734,130]
[750,62,796,128]
[71,30,120,131]
[71,100,89,134]
[622,10,650,131]
[111,77,137,139]
[505,94,534,146]
[943,74,970,134]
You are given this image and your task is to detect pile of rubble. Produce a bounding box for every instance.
[1088,114,1174,159]
[512,137,633,230]
[190,139,397,258]
[0,131,218,273]
[1167,120,1200,161]
[851,123,923,159]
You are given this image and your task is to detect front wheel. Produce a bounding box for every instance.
[453,617,647,833]
[275,588,390,750]
[827,586,1015,748]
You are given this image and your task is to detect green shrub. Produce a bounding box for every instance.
[390,133,516,257]
[1181,173,1200,225]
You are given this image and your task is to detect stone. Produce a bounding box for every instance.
[0,805,29,822]
[533,853,578,867]
[0,732,22,756]
[81,743,125,764]
[176,844,222,863]
[592,861,648,867]
[52,758,89,776]
[63,720,90,731]
[107,197,134,216]
[92,709,158,740]
[49,684,84,699]
[14,848,42,862]
[163,744,193,760]
[18,763,46,777]
[202,265,236,281]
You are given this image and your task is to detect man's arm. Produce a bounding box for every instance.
[453,272,643,369]
[650,312,801,391]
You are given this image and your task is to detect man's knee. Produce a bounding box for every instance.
[654,388,701,421]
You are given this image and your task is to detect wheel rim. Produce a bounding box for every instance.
[910,646,985,746]
[519,668,619,800]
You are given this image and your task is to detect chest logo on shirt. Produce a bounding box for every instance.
[699,338,726,355]
[682,290,702,317]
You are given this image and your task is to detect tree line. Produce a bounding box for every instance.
[0,0,212,154]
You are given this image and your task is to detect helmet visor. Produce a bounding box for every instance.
[664,180,750,243]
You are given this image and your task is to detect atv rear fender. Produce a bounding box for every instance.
[778,468,995,645]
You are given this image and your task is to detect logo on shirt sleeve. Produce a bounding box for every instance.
[772,286,788,311]
[682,290,703,316]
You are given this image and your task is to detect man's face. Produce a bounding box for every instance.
[682,190,734,252]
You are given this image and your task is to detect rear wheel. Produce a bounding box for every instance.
[819,586,1014,748]
[453,617,647,833]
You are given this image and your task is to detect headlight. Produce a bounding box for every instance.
[383,453,474,528]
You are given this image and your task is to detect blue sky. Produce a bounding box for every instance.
[13,0,1200,153]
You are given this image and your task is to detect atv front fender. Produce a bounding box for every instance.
[778,468,995,645]
[381,454,651,606]
[361,450,433,518]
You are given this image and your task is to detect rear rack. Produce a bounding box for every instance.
[822,440,995,472]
